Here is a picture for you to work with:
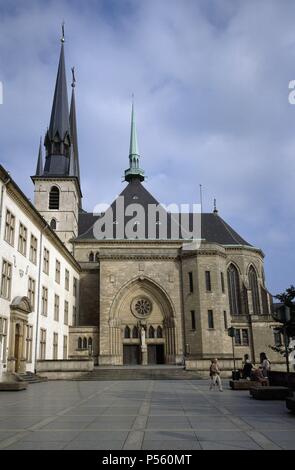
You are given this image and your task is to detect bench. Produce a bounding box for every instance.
[250,386,291,400]
[286,397,295,413]
[230,380,261,390]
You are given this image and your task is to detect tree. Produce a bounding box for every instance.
[269,285,295,363]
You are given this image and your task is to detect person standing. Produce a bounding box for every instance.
[242,354,253,379]
[209,358,223,391]
[260,352,271,378]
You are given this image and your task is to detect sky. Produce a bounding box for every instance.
[0,0,294,295]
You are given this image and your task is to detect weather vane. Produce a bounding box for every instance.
[71,67,76,88]
[61,21,65,43]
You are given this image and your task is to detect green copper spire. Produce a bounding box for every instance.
[124,98,145,182]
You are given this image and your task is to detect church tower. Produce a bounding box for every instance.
[32,28,82,252]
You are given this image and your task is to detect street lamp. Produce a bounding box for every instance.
[228,327,239,380]
[271,305,291,390]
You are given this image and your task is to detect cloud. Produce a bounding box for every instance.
[0,0,294,293]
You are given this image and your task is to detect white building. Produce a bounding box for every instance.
[0,165,80,377]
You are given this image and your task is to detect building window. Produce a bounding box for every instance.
[248,266,261,315]
[191,310,196,330]
[235,329,241,345]
[274,330,282,347]
[208,310,214,329]
[221,272,225,293]
[64,301,69,325]
[227,264,241,315]
[25,325,33,363]
[39,328,46,359]
[4,209,15,246]
[0,317,8,363]
[132,326,139,338]
[188,272,194,293]
[49,186,60,210]
[28,277,36,310]
[41,286,48,316]
[65,269,69,291]
[89,252,94,262]
[83,337,87,349]
[53,333,58,360]
[1,259,12,300]
[18,223,27,256]
[242,329,249,346]
[124,326,131,339]
[50,218,57,230]
[72,306,77,326]
[78,337,82,349]
[73,277,78,297]
[149,325,155,338]
[157,326,163,338]
[63,336,68,359]
[88,338,93,353]
[95,252,99,262]
[223,311,228,330]
[205,271,211,291]
[43,248,50,275]
[29,235,38,264]
[55,260,60,284]
[54,294,59,321]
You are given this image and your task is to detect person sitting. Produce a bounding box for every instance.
[251,367,269,386]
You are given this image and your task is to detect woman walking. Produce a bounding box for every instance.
[260,352,271,378]
[209,358,223,391]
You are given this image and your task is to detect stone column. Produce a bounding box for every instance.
[19,321,27,373]
[7,320,16,373]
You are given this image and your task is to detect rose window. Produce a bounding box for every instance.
[134,298,151,316]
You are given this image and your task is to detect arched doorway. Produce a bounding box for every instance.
[7,297,32,373]
[108,277,178,365]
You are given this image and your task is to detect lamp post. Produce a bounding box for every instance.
[228,327,237,379]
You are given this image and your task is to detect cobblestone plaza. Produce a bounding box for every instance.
[0,380,294,451]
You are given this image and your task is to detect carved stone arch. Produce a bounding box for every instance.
[10,296,32,315]
[246,262,259,277]
[226,260,242,275]
[109,275,176,321]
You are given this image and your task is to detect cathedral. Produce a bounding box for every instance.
[0,34,283,378]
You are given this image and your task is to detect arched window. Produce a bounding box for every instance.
[83,337,87,349]
[157,326,163,338]
[227,264,241,315]
[95,252,99,262]
[50,218,57,230]
[132,326,139,338]
[89,252,94,262]
[124,326,131,339]
[49,186,60,210]
[78,337,82,349]
[249,266,261,315]
[88,338,93,352]
[148,326,155,338]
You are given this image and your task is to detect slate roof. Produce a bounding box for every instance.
[76,180,251,246]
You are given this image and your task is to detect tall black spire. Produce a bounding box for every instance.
[35,138,44,176]
[69,67,80,181]
[43,26,71,176]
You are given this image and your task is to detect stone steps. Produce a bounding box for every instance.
[71,368,202,381]
[16,372,48,384]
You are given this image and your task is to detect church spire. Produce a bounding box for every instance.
[44,25,71,176]
[35,138,44,176]
[69,67,80,181]
[124,98,145,182]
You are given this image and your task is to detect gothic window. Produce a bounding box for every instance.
[132,326,139,338]
[89,252,94,262]
[157,326,163,338]
[83,337,87,349]
[88,338,93,350]
[95,252,99,262]
[227,264,241,315]
[248,266,261,315]
[49,186,60,210]
[148,326,155,338]
[124,326,131,339]
[50,218,57,230]
[78,337,82,349]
